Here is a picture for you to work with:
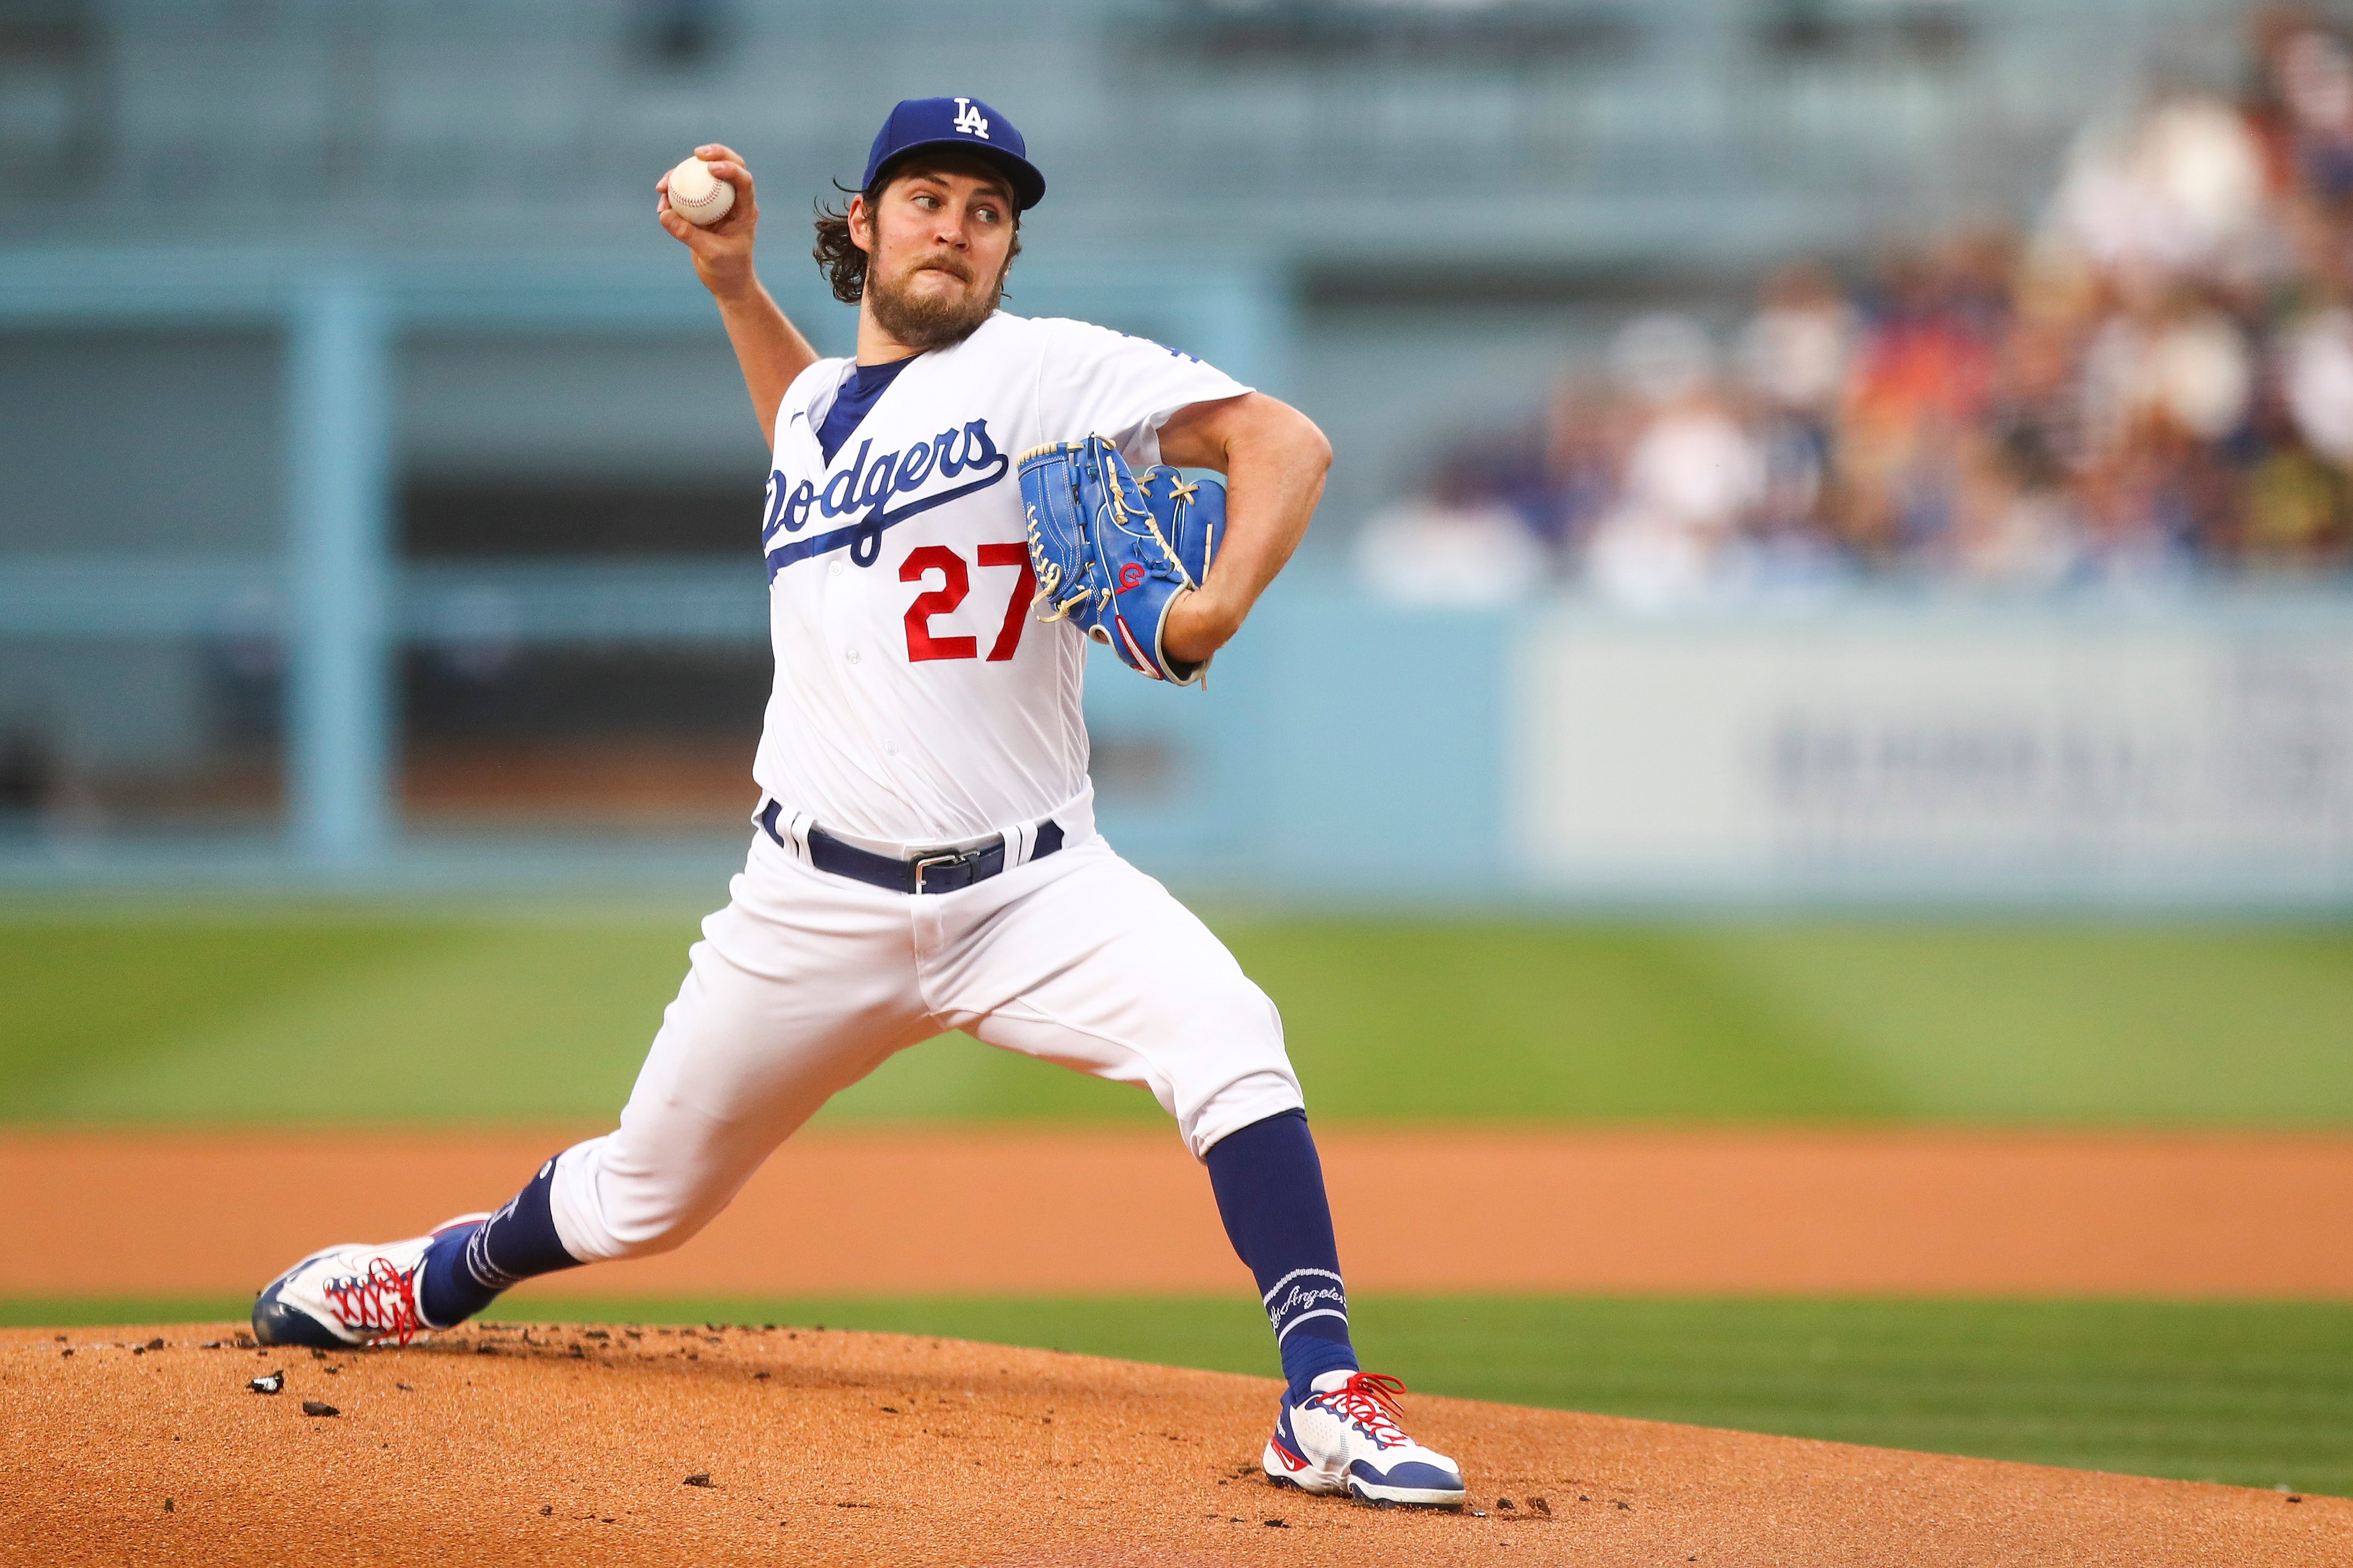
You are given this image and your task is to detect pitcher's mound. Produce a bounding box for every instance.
[2,1323,2339,1565]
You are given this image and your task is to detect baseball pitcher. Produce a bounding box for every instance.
[251,96,1465,1510]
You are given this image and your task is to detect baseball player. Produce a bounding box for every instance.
[252,96,1465,1509]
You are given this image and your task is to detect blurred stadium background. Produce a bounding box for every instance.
[4,0,2352,1498]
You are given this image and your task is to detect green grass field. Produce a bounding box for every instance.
[9,1293,2347,1497]
[5,904,2351,1126]
[6,903,2350,1494]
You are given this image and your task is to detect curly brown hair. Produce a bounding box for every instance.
[811,160,1023,306]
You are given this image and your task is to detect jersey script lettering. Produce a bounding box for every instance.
[762,419,1008,580]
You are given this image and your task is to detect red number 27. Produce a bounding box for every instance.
[901,543,1036,663]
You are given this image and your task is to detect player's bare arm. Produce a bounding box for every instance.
[657,142,819,447]
[1156,392,1331,665]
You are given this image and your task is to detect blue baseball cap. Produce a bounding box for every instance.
[861,96,1045,211]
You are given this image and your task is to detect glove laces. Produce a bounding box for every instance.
[1097,438,1196,591]
[1315,1371,1413,1448]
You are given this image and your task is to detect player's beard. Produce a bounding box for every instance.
[864,248,1006,350]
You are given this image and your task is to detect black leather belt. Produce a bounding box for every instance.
[760,799,1064,895]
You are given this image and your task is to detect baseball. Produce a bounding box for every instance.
[665,155,735,227]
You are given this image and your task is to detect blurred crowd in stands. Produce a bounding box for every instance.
[1359,8,2353,606]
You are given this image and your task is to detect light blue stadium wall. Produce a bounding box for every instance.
[1084,593,2353,912]
[3,2,2336,907]
[1086,593,1514,892]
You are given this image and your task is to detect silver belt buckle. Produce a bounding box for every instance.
[911,849,969,894]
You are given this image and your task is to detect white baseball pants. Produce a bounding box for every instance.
[545,800,1303,1265]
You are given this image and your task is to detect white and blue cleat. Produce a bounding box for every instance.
[250,1214,487,1349]
[1262,1370,1467,1508]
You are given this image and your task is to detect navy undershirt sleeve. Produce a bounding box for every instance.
[816,355,918,466]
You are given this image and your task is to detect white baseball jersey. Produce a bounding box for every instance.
[752,311,1251,850]
[534,312,1299,1253]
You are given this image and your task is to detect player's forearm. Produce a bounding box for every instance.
[1162,399,1329,664]
[712,280,819,449]
[654,144,816,449]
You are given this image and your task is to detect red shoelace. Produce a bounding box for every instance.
[1313,1371,1412,1448]
[321,1256,424,1347]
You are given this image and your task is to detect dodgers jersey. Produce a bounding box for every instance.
[752,311,1251,848]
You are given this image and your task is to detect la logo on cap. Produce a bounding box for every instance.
[860,95,1042,209]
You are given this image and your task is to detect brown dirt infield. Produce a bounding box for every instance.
[5,1127,2352,1300]
[4,1323,2342,1566]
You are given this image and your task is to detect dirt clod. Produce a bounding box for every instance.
[1498,1498,1514,1509]
[683,1474,713,1488]
[162,1499,173,1513]
[146,1338,165,1351]
[1527,1496,1551,1516]
[301,1401,340,1417]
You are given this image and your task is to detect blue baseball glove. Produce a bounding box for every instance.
[1018,436,1226,684]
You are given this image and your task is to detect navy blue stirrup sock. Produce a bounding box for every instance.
[1204,1107,1359,1400]
[418,1154,585,1329]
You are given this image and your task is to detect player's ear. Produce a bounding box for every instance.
[848,192,874,256]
